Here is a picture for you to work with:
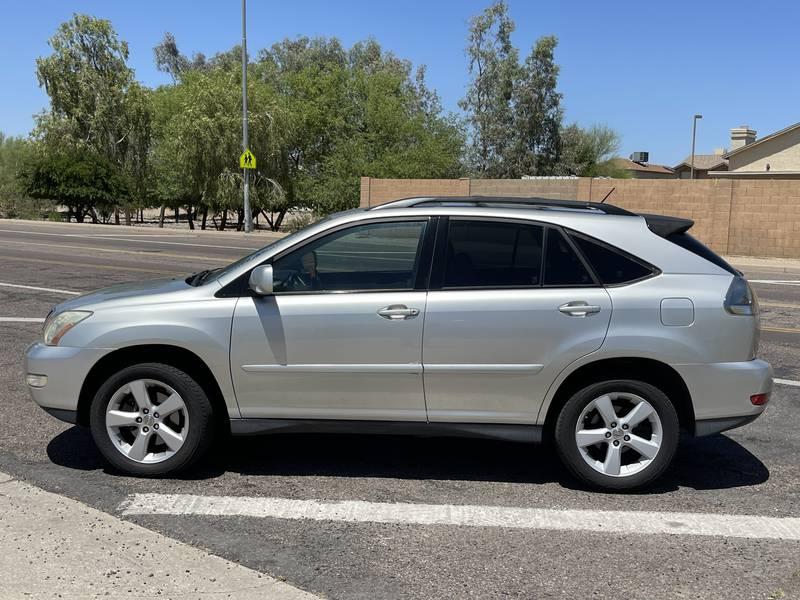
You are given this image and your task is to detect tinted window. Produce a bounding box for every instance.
[272,220,426,292]
[443,221,544,288]
[544,229,594,286]
[571,234,654,284]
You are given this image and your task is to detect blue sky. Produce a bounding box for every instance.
[1,0,799,165]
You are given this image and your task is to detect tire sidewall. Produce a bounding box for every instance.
[89,363,213,476]
[555,379,680,491]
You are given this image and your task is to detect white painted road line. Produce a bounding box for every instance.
[775,378,800,387]
[0,281,81,295]
[0,227,259,251]
[120,494,800,541]
[750,279,800,286]
[0,238,232,264]
[0,317,45,323]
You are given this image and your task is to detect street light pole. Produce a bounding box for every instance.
[690,114,703,180]
[241,0,253,232]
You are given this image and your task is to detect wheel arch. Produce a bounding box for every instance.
[542,357,695,439]
[77,344,231,430]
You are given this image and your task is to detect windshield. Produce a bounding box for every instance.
[199,210,364,285]
[199,238,283,285]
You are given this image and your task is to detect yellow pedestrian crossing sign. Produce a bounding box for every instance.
[240,149,256,169]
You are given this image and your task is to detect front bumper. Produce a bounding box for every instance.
[24,342,112,422]
[673,359,773,436]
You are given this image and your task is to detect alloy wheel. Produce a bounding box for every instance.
[574,392,662,478]
[105,378,189,464]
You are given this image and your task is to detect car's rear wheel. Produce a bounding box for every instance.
[554,379,679,491]
[89,363,214,476]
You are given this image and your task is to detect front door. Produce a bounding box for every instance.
[422,218,612,424]
[231,218,431,421]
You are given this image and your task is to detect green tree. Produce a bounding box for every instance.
[459,1,518,176]
[24,148,127,222]
[150,66,283,229]
[153,32,191,82]
[509,36,563,176]
[259,36,464,216]
[557,124,628,177]
[154,32,246,82]
[34,14,151,223]
[0,133,39,218]
[35,14,132,154]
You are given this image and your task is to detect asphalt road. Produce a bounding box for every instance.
[1,219,799,599]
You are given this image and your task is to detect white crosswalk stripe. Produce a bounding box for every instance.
[120,494,800,541]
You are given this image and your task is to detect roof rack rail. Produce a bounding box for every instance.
[370,196,636,216]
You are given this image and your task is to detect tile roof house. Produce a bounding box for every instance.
[673,153,728,179]
[611,157,675,179]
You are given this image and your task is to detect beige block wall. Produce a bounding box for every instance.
[576,178,734,253]
[727,180,800,257]
[469,178,580,199]
[359,177,579,207]
[360,177,469,207]
[360,177,800,258]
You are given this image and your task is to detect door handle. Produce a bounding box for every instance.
[558,302,601,317]
[377,305,420,320]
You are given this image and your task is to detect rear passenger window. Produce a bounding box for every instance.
[570,234,654,285]
[444,221,544,288]
[544,229,594,286]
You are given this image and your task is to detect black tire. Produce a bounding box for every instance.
[554,379,679,491]
[89,362,214,476]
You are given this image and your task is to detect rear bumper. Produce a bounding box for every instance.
[24,342,111,417]
[694,413,761,437]
[673,359,773,435]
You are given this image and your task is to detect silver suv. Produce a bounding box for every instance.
[24,197,772,490]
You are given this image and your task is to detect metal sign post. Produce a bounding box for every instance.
[241,0,253,232]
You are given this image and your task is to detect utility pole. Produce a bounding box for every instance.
[690,114,703,180]
[241,0,253,232]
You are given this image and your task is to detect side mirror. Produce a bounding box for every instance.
[249,265,274,295]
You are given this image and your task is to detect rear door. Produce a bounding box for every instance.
[422,218,612,424]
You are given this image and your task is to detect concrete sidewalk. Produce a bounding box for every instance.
[725,255,800,274]
[0,472,319,599]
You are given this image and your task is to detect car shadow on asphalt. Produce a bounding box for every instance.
[46,426,769,494]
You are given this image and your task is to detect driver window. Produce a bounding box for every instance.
[271,220,427,293]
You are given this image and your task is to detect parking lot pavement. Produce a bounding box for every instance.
[1,220,800,599]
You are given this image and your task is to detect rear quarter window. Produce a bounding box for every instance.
[569,233,657,285]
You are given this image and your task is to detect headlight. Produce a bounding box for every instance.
[43,311,92,346]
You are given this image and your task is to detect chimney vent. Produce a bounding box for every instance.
[730,126,757,150]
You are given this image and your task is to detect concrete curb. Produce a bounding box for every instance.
[0,472,320,599]
[725,255,800,274]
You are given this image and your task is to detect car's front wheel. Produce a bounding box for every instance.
[554,379,679,491]
[89,363,214,476]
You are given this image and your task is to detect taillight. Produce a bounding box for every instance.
[725,276,758,316]
[750,393,769,406]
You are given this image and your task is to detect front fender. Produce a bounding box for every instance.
[61,298,240,418]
